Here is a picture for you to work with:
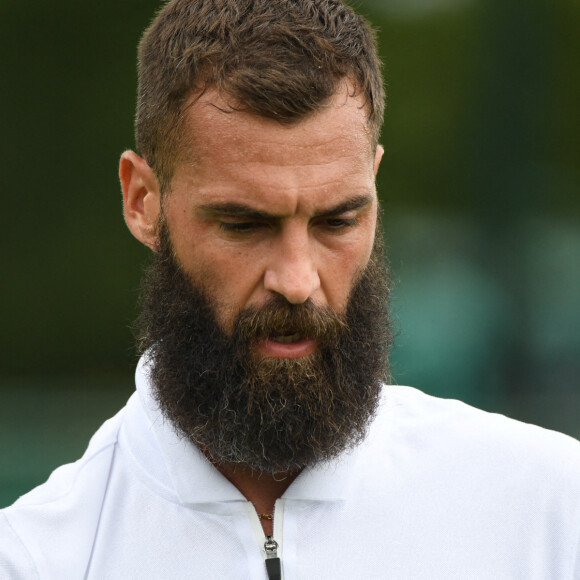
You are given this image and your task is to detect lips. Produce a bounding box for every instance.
[255,334,318,358]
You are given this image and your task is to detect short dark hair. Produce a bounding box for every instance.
[136,0,385,190]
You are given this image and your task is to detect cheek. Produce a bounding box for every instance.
[166,213,249,292]
[186,245,265,313]
[321,237,376,310]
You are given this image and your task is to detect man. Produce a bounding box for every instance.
[1,0,579,578]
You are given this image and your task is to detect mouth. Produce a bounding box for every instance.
[270,332,303,344]
[255,333,317,358]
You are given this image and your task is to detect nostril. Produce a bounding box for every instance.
[263,247,321,305]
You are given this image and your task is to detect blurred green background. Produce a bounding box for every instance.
[1,0,579,507]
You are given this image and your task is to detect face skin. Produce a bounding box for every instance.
[121,82,384,357]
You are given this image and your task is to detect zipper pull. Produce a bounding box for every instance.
[264,536,281,580]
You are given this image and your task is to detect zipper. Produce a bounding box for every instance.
[264,535,281,580]
[249,501,283,580]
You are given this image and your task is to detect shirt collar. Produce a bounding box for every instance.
[134,354,376,505]
[135,355,245,504]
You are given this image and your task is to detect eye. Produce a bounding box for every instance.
[322,217,359,230]
[219,221,266,233]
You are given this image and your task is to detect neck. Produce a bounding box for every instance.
[214,461,301,536]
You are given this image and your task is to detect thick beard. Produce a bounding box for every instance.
[134,220,393,474]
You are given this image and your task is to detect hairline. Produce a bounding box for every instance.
[156,78,380,197]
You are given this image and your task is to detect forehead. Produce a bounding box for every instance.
[185,81,372,154]
[170,84,376,214]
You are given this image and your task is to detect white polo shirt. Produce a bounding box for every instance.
[1,357,580,579]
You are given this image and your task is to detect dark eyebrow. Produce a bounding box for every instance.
[198,194,373,221]
[197,203,275,220]
[312,194,373,218]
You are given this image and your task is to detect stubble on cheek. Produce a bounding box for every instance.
[174,250,243,336]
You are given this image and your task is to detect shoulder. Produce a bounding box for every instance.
[382,384,580,449]
[373,385,580,485]
[345,387,580,577]
[361,386,580,555]
[0,407,126,578]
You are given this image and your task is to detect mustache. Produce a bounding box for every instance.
[233,295,348,344]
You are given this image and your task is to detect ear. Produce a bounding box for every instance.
[374,144,384,176]
[119,150,161,251]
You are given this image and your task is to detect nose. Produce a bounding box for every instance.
[263,226,320,304]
